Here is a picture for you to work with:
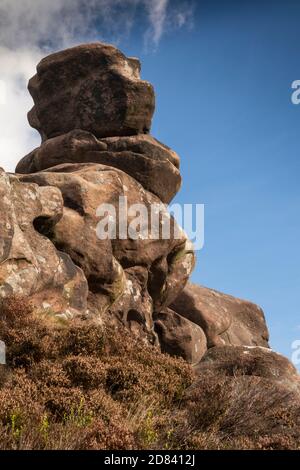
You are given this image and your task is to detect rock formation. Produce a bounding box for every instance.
[27,43,155,140]
[12,43,195,350]
[171,283,270,348]
[0,168,88,318]
[0,42,297,385]
[16,131,181,204]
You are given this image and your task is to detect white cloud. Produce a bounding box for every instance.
[144,0,195,50]
[0,0,194,172]
[0,47,42,171]
[144,0,168,46]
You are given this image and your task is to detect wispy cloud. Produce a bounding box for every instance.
[144,0,168,46]
[144,0,195,48]
[0,0,194,171]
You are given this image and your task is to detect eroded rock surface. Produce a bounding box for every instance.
[8,41,296,380]
[16,131,181,204]
[19,163,194,338]
[154,308,207,364]
[0,168,88,318]
[171,283,269,349]
[28,43,155,141]
[195,345,299,385]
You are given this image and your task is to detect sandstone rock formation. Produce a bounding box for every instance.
[0,168,88,319]
[154,308,207,364]
[195,345,299,384]
[171,283,269,348]
[16,131,181,204]
[27,43,155,141]
[19,162,193,335]
[0,41,295,384]
[10,42,195,349]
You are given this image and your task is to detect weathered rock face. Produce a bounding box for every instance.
[195,345,299,385]
[0,168,88,319]
[16,131,181,204]
[108,266,155,343]
[28,43,155,141]
[19,163,194,337]
[154,308,207,364]
[171,283,269,349]
[8,41,297,381]
[11,42,196,352]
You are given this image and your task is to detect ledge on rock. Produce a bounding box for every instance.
[16,130,181,204]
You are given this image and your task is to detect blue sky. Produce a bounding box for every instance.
[121,0,300,361]
[0,0,299,362]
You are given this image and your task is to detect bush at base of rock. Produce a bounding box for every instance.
[0,296,300,451]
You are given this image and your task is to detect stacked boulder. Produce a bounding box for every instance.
[14,43,197,355]
[16,43,181,204]
[2,42,296,381]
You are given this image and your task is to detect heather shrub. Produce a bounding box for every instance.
[0,295,299,450]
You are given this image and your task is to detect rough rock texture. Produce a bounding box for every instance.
[12,42,194,351]
[107,266,155,343]
[19,163,194,338]
[195,345,299,385]
[6,40,298,383]
[0,168,88,318]
[171,283,269,349]
[16,131,181,204]
[28,43,155,141]
[154,308,207,364]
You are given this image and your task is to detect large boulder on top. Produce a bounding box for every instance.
[16,131,181,204]
[171,283,269,348]
[27,43,155,141]
[0,168,88,318]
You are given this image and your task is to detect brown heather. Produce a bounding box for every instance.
[0,296,299,450]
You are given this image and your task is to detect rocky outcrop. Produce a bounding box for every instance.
[195,345,299,384]
[0,40,294,383]
[11,42,194,347]
[0,168,88,319]
[171,283,269,349]
[19,163,194,328]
